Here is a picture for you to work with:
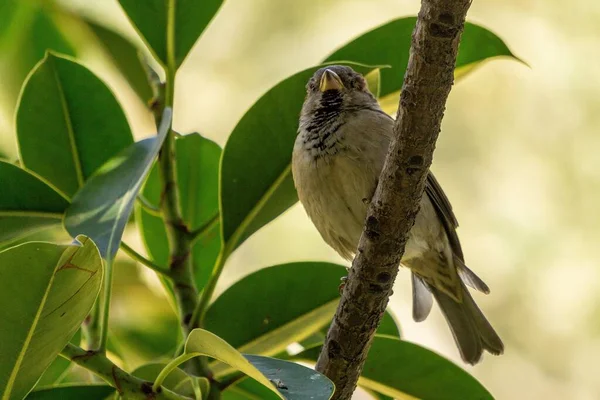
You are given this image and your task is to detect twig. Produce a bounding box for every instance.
[60,343,190,399]
[189,213,219,245]
[314,1,474,398]
[137,194,162,216]
[120,241,169,276]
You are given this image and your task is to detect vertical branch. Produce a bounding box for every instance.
[315,0,474,398]
[154,0,198,338]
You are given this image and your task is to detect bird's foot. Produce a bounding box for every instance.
[338,276,347,295]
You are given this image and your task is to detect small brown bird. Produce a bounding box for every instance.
[291,65,503,364]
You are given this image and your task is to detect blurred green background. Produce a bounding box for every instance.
[1,0,598,399]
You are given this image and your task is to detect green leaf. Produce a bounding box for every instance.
[118,0,224,68]
[16,52,133,198]
[186,330,334,400]
[35,330,82,388]
[0,236,103,400]
[0,161,69,243]
[222,378,279,400]
[324,17,520,99]
[65,109,171,259]
[25,384,115,400]
[205,262,399,377]
[297,336,492,400]
[220,63,377,255]
[205,263,344,361]
[137,133,221,289]
[245,355,334,400]
[186,329,284,399]
[0,2,76,102]
[132,363,196,398]
[360,337,492,400]
[377,311,401,338]
[86,19,154,103]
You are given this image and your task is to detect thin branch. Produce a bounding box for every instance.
[120,241,169,276]
[189,213,219,245]
[60,343,190,399]
[315,0,474,398]
[137,194,162,217]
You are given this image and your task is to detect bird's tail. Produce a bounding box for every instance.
[429,279,504,364]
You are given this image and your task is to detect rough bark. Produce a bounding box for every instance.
[314,0,474,398]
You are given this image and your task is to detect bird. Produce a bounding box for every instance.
[291,65,504,364]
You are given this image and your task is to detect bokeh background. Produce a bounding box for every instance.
[1,0,599,399]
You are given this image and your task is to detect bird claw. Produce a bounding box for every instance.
[338,276,347,295]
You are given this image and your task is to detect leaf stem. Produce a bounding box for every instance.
[97,259,114,353]
[153,353,200,392]
[137,194,162,216]
[60,343,190,399]
[120,241,168,276]
[189,213,219,245]
[189,246,228,329]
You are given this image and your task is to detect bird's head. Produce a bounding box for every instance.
[301,65,378,119]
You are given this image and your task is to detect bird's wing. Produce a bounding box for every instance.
[425,172,490,294]
[425,172,464,260]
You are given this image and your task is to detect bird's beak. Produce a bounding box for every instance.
[319,69,344,92]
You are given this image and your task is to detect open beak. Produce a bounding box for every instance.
[319,69,344,92]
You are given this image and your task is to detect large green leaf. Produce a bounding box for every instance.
[324,17,520,99]
[16,52,133,198]
[35,330,82,388]
[185,329,284,399]
[245,355,334,400]
[137,133,221,289]
[0,1,76,103]
[118,0,224,68]
[132,363,196,398]
[0,161,69,243]
[222,378,278,400]
[219,63,376,255]
[65,109,171,259]
[86,19,154,103]
[296,336,492,400]
[25,385,115,400]
[185,330,334,400]
[0,237,103,400]
[205,262,400,377]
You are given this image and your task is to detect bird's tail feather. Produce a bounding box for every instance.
[430,281,504,364]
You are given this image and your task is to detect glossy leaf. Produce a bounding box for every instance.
[220,63,376,255]
[132,363,195,398]
[324,17,520,99]
[0,161,69,243]
[16,52,133,198]
[26,385,114,400]
[118,0,224,68]
[186,329,284,399]
[296,336,491,400]
[35,330,82,388]
[377,311,401,338]
[246,355,334,400]
[0,237,103,400]
[222,378,279,400]
[0,2,76,102]
[205,262,343,370]
[205,262,400,377]
[65,109,171,259]
[86,19,154,103]
[137,133,221,289]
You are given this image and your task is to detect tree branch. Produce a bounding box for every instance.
[60,343,190,399]
[315,0,474,398]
